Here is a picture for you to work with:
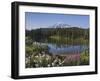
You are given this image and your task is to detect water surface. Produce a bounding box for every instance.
[42,43,89,55]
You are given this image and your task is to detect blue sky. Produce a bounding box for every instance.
[25,12,89,30]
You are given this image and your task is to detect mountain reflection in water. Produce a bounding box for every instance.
[40,43,89,55]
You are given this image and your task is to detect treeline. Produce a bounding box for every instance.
[26,27,89,42]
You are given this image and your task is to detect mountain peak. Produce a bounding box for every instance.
[51,22,72,28]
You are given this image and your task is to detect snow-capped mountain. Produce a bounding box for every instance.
[51,22,72,28]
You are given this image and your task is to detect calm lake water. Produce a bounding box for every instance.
[47,44,89,55]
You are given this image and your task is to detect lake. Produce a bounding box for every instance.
[47,43,89,55]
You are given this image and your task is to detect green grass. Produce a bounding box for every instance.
[49,35,89,45]
[80,50,89,65]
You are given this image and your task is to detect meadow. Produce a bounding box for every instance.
[25,27,89,68]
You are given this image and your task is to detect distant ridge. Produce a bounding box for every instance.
[26,23,89,30]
